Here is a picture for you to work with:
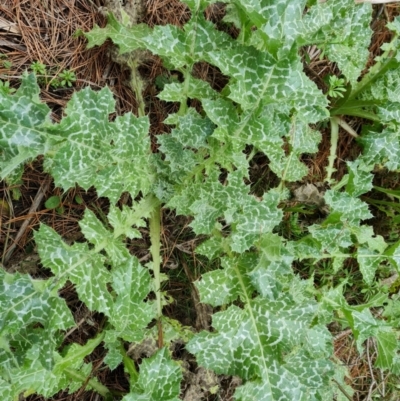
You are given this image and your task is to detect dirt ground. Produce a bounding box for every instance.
[1,1,400,400]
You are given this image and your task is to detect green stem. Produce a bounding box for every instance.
[330,108,381,123]
[347,33,398,102]
[331,99,380,110]
[119,342,139,383]
[326,116,339,183]
[128,60,146,118]
[128,52,164,344]
[64,368,113,400]
[149,198,163,346]
[177,69,191,116]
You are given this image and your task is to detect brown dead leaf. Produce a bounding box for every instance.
[0,16,20,35]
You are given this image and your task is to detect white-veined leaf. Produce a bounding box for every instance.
[35,225,113,315]
[122,348,182,401]
[45,89,151,203]
[301,0,372,84]
[0,74,54,182]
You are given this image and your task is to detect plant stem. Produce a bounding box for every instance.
[119,341,139,383]
[347,35,398,102]
[326,116,339,183]
[330,108,381,123]
[178,69,190,116]
[149,198,163,348]
[128,60,146,118]
[64,368,113,400]
[129,53,164,347]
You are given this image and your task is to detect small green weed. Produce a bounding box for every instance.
[29,61,76,88]
[30,61,47,76]
[0,80,15,95]
[326,75,347,99]
[0,53,12,69]
[53,69,76,88]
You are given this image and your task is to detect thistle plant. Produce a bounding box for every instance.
[1,0,400,400]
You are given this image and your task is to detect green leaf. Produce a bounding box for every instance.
[35,224,113,315]
[108,258,155,342]
[79,209,131,265]
[235,0,308,57]
[180,0,220,12]
[45,195,61,210]
[208,44,328,122]
[45,88,151,203]
[345,159,373,197]
[352,309,397,362]
[84,13,150,52]
[108,197,156,239]
[103,336,123,370]
[0,73,53,182]
[301,0,372,84]
[54,333,104,373]
[375,330,398,370]
[158,78,217,103]
[360,125,400,171]
[352,225,387,253]
[188,252,335,400]
[123,348,182,401]
[357,247,384,286]
[324,190,372,223]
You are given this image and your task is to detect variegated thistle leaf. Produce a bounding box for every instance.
[85,9,234,70]
[122,348,182,401]
[85,12,151,53]
[0,74,152,204]
[345,159,374,198]
[206,43,328,122]
[301,190,388,284]
[301,0,372,84]
[0,269,74,371]
[0,73,54,182]
[157,108,214,179]
[85,2,329,182]
[0,268,106,398]
[35,224,113,315]
[158,77,217,104]
[35,209,156,370]
[103,257,155,366]
[230,0,308,57]
[200,97,322,182]
[359,125,400,171]
[352,28,400,171]
[187,252,335,400]
[0,333,104,399]
[169,169,283,253]
[45,87,151,203]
